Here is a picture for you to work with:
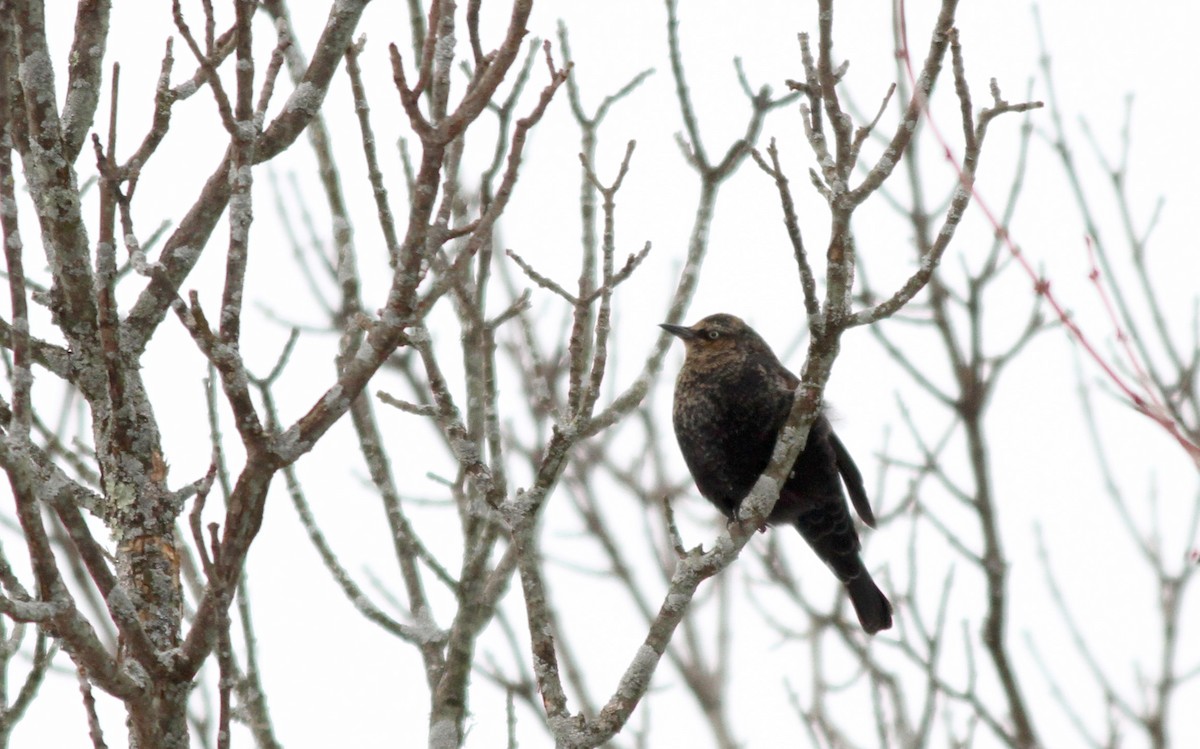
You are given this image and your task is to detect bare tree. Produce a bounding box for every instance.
[1,1,1191,749]
[757,7,1200,749]
[0,0,561,746]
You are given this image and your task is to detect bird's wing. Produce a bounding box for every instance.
[779,367,801,390]
[829,428,875,528]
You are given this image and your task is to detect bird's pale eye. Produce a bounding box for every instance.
[706,330,720,340]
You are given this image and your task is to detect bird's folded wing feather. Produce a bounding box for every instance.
[829,429,875,527]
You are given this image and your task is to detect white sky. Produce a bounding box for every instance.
[10,1,1200,747]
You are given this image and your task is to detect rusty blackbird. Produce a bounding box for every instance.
[662,313,892,634]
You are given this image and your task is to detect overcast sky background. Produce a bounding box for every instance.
[10,1,1200,747]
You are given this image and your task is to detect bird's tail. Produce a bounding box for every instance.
[846,572,893,634]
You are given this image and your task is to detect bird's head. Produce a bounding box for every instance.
[660,313,761,361]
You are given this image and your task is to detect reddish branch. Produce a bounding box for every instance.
[894,0,1199,467]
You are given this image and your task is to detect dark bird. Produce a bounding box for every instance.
[661,313,892,634]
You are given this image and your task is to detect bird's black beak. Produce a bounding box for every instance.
[660,323,696,340]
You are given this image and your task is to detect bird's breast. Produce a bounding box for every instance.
[671,362,794,513]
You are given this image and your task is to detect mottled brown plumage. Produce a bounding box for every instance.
[662,313,892,634]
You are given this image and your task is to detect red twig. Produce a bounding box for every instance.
[1084,237,1165,413]
[894,0,1200,467]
